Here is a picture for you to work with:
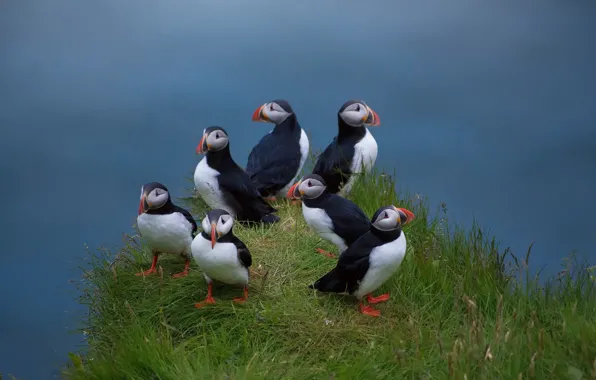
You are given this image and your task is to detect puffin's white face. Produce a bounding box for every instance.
[197,128,229,154]
[201,210,234,248]
[297,177,326,199]
[339,102,381,127]
[372,207,401,231]
[205,128,229,151]
[145,187,169,209]
[372,206,415,231]
[252,101,291,125]
[201,213,234,235]
[138,182,170,215]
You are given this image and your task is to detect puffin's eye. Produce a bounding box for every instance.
[215,133,220,139]
[355,105,361,112]
[307,181,313,187]
[383,212,389,219]
[270,104,274,111]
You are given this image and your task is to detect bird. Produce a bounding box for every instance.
[308,205,415,317]
[247,99,310,202]
[136,181,197,278]
[193,126,280,224]
[192,209,252,308]
[286,174,370,259]
[296,99,380,197]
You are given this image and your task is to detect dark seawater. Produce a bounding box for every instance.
[0,0,595,378]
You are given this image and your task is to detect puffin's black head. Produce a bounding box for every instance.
[201,209,234,248]
[287,174,327,200]
[371,205,415,231]
[338,100,381,128]
[252,99,295,125]
[196,126,230,155]
[138,182,171,215]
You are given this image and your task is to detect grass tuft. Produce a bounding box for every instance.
[63,170,595,379]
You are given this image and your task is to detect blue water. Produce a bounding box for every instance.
[1,0,595,378]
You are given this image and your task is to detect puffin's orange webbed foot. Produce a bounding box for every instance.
[136,255,159,276]
[172,259,191,278]
[367,293,390,304]
[194,283,216,308]
[136,268,157,276]
[359,303,381,317]
[172,270,189,278]
[233,286,249,304]
[194,296,216,308]
[315,248,337,259]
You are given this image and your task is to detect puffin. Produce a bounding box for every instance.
[194,126,280,224]
[192,209,252,308]
[302,100,380,197]
[287,174,370,259]
[247,99,310,201]
[309,205,415,317]
[136,181,197,278]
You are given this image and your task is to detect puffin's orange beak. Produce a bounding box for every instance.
[211,222,217,249]
[364,106,381,127]
[286,180,302,199]
[196,134,208,155]
[395,207,415,224]
[252,104,269,122]
[138,194,146,215]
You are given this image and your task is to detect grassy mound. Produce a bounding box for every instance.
[63,171,595,379]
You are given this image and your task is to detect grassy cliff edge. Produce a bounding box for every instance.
[63,170,595,379]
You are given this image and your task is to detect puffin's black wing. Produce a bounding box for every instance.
[217,167,277,222]
[324,195,371,245]
[174,205,198,236]
[334,233,381,292]
[232,236,252,268]
[312,139,354,194]
[309,232,378,294]
[246,133,301,196]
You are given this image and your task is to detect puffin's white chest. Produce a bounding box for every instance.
[297,128,310,173]
[276,128,310,197]
[342,128,378,196]
[302,204,347,252]
[137,212,193,255]
[353,233,407,299]
[193,157,234,216]
[191,235,249,285]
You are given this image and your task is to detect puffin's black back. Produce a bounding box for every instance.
[245,107,302,197]
[309,222,402,294]
[302,192,370,245]
[205,143,278,223]
[312,106,367,194]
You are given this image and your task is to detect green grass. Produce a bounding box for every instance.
[61,169,596,380]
